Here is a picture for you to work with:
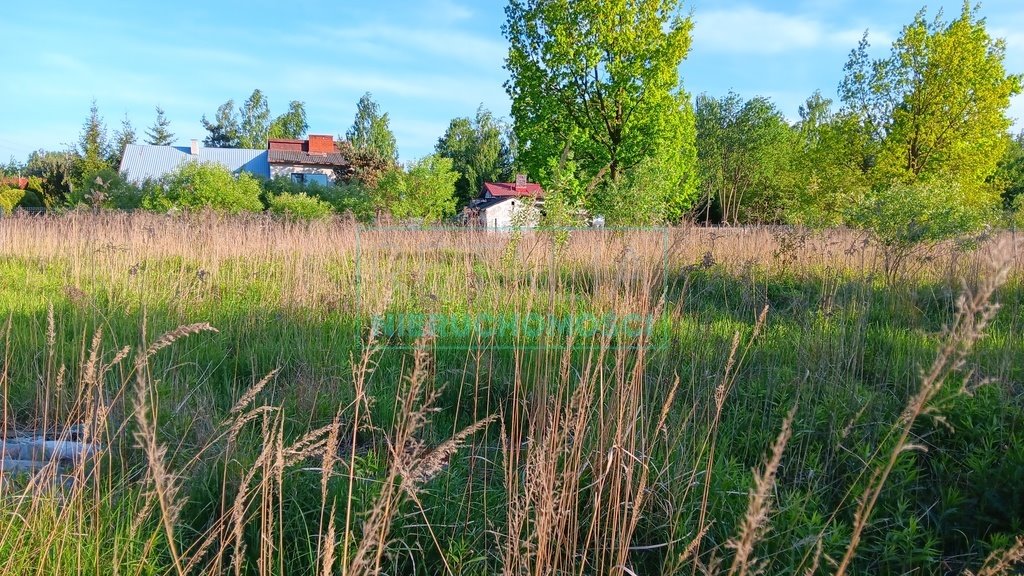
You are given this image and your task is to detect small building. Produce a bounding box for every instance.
[267,135,350,185]
[464,176,544,229]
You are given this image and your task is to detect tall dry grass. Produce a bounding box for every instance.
[0,211,1021,574]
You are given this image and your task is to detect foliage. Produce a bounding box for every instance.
[0,186,25,214]
[269,100,308,140]
[267,192,334,220]
[435,106,514,206]
[238,89,272,149]
[144,106,176,146]
[346,92,397,162]
[994,131,1024,210]
[25,149,78,206]
[335,140,396,190]
[783,92,870,227]
[78,100,111,178]
[695,92,795,224]
[503,0,699,218]
[383,155,459,223]
[69,167,142,210]
[109,114,136,168]
[201,100,240,148]
[839,4,1022,212]
[145,162,263,213]
[846,179,991,280]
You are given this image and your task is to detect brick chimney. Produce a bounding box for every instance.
[190,139,200,155]
[308,135,334,155]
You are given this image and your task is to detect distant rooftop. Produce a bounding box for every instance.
[119,143,270,184]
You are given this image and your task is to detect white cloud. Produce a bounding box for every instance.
[296,23,506,69]
[692,6,871,54]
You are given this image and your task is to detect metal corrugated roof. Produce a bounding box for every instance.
[119,144,271,183]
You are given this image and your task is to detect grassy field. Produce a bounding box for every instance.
[0,211,1022,575]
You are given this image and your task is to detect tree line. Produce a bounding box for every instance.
[2,2,1022,234]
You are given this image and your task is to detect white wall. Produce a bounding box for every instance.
[270,164,338,182]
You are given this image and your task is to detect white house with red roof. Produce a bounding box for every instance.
[465,175,543,229]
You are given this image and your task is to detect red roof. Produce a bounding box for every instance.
[482,181,543,198]
[0,177,28,189]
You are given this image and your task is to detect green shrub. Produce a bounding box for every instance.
[845,179,995,280]
[153,162,264,213]
[0,186,25,214]
[267,192,334,220]
[70,168,143,209]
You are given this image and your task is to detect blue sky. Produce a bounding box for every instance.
[1,0,1022,164]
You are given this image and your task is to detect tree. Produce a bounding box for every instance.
[238,89,271,149]
[435,105,514,205]
[269,100,309,140]
[782,92,870,226]
[994,131,1024,210]
[109,114,137,167]
[346,92,397,161]
[694,92,794,224]
[380,155,459,223]
[503,0,699,220]
[145,106,176,146]
[201,100,240,148]
[25,149,78,206]
[839,3,1022,213]
[78,100,110,177]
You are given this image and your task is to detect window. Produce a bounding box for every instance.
[290,173,331,186]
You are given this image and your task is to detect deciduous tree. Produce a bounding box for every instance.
[694,92,793,224]
[503,0,699,220]
[435,106,514,205]
[840,3,1022,212]
[201,100,240,148]
[346,92,397,162]
[269,100,309,140]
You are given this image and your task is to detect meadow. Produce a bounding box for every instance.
[0,211,1022,575]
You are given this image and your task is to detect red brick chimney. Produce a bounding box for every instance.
[308,135,334,154]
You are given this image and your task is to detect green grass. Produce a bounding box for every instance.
[0,215,1021,575]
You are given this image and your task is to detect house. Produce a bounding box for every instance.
[268,135,351,185]
[119,135,349,185]
[464,176,544,229]
[0,177,29,189]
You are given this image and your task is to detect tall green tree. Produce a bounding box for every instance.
[78,100,110,177]
[503,0,699,220]
[783,92,870,226]
[238,89,271,149]
[201,100,240,148]
[109,114,136,167]
[840,3,1022,212]
[145,106,176,146]
[269,100,309,140]
[346,92,397,161]
[435,105,514,205]
[994,131,1024,210]
[694,92,794,224]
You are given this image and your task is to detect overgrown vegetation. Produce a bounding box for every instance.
[1,213,1022,574]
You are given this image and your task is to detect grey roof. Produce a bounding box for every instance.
[119,144,270,183]
[268,150,349,166]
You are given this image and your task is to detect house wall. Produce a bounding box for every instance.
[270,164,338,182]
[479,199,540,228]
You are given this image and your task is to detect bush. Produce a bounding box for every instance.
[151,162,264,214]
[0,186,25,214]
[70,168,142,210]
[846,179,994,281]
[267,192,334,220]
